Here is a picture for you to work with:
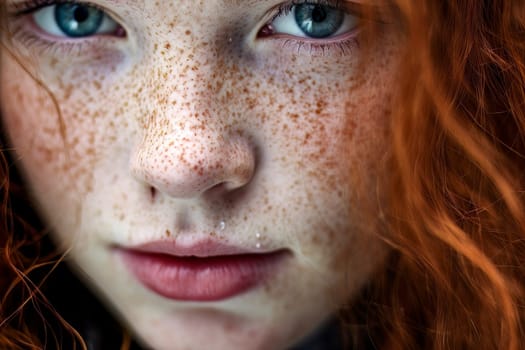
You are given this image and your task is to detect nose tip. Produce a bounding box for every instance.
[131,135,256,199]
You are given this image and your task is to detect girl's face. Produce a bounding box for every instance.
[1,1,400,349]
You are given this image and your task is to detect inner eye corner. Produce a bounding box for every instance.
[257,23,274,39]
[109,24,127,38]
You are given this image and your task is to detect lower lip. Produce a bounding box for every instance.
[117,249,288,301]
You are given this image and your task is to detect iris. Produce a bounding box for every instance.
[55,4,104,38]
[294,4,344,38]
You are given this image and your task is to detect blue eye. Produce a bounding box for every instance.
[33,3,120,38]
[271,3,358,39]
[294,4,343,38]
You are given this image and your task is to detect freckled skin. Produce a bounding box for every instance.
[1,2,401,350]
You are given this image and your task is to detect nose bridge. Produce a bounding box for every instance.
[153,32,228,127]
[139,8,235,124]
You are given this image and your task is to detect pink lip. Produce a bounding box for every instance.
[115,240,290,301]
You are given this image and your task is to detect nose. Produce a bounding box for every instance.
[131,127,256,198]
[129,31,257,199]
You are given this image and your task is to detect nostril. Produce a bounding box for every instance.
[149,186,157,201]
[202,182,229,198]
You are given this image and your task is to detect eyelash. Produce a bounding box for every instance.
[8,0,361,57]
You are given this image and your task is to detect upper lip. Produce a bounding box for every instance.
[115,238,276,258]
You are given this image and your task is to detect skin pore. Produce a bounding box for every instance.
[1,1,401,349]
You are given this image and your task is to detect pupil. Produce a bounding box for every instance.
[311,6,327,22]
[73,6,89,22]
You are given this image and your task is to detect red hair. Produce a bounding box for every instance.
[342,1,525,349]
[0,3,87,348]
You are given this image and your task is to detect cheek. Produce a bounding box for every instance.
[1,61,65,174]
[0,53,123,202]
[221,65,393,285]
[254,66,390,215]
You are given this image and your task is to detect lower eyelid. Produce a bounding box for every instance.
[260,34,360,58]
[255,17,361,58]
[24,17,98,44]
[266,29,360,45]
[9,20,125,60]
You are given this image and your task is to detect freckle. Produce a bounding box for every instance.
[185,30,191,35]
[289,113,299,121]
[165,230,171,237]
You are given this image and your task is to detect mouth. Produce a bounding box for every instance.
[114,240,290,302]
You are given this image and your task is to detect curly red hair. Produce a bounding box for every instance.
[344,1,525,349]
